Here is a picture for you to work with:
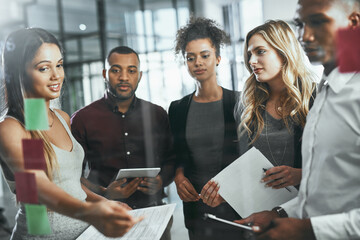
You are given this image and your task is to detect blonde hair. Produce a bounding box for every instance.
[29,131,58,181]
[236,20,316,144]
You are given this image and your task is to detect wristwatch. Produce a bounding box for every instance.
[272,206,288,218]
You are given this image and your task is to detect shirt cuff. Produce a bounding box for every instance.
[280,197,299,218]
[311,210,360,240]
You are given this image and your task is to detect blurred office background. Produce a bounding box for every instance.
[0,0,302,114]
[0,0,316,239]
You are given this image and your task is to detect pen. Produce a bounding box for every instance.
[262,168,291,192]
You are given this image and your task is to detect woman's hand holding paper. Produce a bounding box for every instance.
[200,180,224,207]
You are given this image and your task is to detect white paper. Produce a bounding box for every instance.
[77,203,176,240]
[212,147,298,218]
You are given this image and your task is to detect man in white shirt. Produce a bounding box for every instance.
[236,0,360,239]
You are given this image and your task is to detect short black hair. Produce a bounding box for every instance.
[107,46,140,63]
[175,16,230,58]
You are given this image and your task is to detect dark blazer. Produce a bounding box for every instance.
[169,88,239,173]
[168,88,241,234]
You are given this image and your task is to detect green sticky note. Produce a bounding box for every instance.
[25,204,52,235]
[24,98,49,130]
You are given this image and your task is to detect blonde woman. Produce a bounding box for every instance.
[237,20,316,189]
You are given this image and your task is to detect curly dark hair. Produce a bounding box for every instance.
[175,16,230,57]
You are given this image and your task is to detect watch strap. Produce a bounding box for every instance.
[272,206,288,218]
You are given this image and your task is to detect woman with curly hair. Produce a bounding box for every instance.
[168,17,241,239]
[236,20,316,190]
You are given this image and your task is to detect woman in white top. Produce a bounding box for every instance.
[0,28,140,239]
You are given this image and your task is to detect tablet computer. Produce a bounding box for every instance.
[204,213,253,231]
[115,168,161,180]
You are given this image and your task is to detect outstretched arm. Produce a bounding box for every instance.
[0,119,139,238]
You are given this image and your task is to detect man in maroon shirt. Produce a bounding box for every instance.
[71,46,174,212]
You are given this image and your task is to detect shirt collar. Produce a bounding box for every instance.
[326,68,356,94]
[104,91,138,113]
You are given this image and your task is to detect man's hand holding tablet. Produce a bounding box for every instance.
[114,168,163,196]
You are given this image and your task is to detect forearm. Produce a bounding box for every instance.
[174,167,184,181]
[31,170,91,221]
[159,161,175,187]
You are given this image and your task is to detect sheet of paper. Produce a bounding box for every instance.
[14,172,38,204]
[77,203,176,240]
[22,139,47,171]
[24,98,49,130]
[212,147,298,218]
[25,204,51,235]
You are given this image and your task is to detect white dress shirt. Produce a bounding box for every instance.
[281,68,360,240]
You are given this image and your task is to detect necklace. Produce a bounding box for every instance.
[265,112,287,166]
[48,110,55,128]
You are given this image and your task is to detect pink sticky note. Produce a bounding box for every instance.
[336,28,360,73]
[14,172,38,204]
[22,139,47,171]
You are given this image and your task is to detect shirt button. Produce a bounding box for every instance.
[125,132,128,136]
[122,115,125,118]
[127,151,130,155]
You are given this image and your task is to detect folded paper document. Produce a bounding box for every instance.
[77,203,175,240]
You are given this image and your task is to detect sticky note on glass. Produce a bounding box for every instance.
[14,172,38,204]
[24,98,49,130]
[25,204,51,235]
[22,139,47,171]
[336,28,360,73]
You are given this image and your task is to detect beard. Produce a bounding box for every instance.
[107,82,137,101]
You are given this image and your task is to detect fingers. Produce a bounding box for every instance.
[133,216,144,224]
[125,178,141,190]
[183,181,200,200]
[262,168,284,182]
[108,178,127,188]
[265,166,284,175]
[201,181,220,206]
[234,217,252,225]
[137,186,157,195]
[142,177,159,184]
[262,166,293,188]
[207,187,220,206]
[176,179,199,202]
[200,180,217,198]
[118,202,132,210]
[200,180,213,198]
[119,178,141,197]
[139,178,158,188]
[106,218,136,238]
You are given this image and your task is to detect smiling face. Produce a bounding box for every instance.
[25,43,64,100]
[104,52,142,101]
[247,34,284,86]
[184,38,221,82]
[295,0,351,71]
